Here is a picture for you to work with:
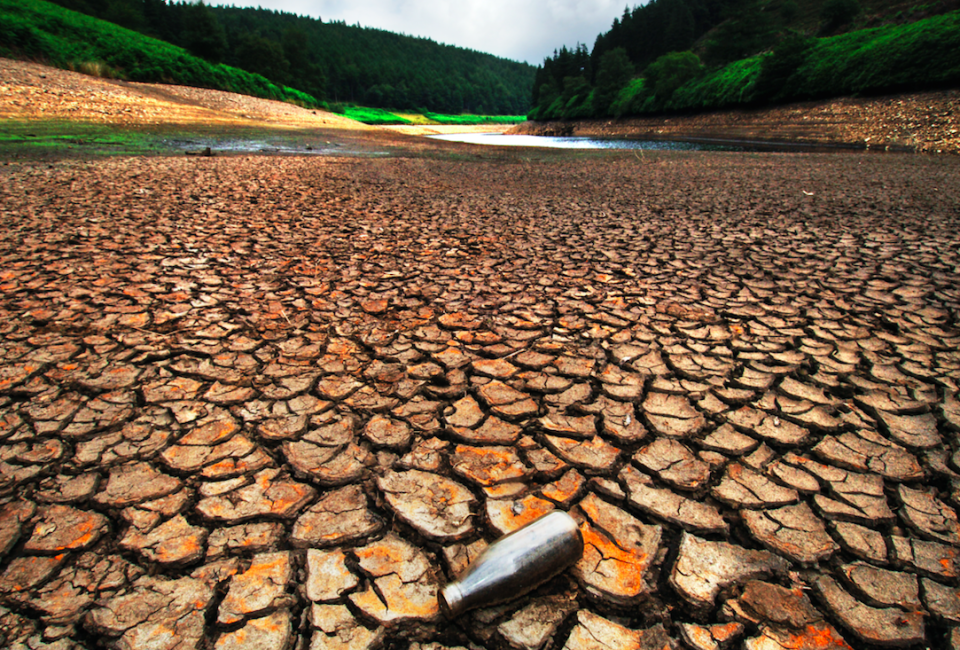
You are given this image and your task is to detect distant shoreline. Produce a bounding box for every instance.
[511,90,960,155]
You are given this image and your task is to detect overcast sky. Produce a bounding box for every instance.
[221,0,628,65]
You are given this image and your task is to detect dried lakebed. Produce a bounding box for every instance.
[0,150,959,650]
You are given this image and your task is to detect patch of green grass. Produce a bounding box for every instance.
[0,0,319,108]
[421,113,527,125]
[341,106,411,125]
[341,109,527,126]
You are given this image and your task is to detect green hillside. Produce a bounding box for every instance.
[0,0,318,107]
[37,0,536,115]
[531,0,960,120]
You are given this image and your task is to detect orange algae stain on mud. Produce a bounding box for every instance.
[354,543,409,570]
[940,555,957,577]
[712,622,742,642]
[772,625,853,650]
[496,496,554,533]
[156,536,201,563]
[578,523,648,595]
[242,554,288,579]
[687,625,715,647]
[58,518,98,551]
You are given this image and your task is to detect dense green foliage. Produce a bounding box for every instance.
[0,0,317,106]
[40,0,535,114]
[530,5,960,121]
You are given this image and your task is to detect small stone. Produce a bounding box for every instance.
[670,532,789,608]
[486,495,555,536]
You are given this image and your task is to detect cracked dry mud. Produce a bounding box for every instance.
[0,148,959,650]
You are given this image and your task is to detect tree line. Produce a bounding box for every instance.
[46,0,535,114]
[529,0,958,120]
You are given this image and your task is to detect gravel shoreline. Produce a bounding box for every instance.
[512,89,960,154]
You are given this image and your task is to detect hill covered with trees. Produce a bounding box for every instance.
[530,0,960,120]
[32,0,536,115]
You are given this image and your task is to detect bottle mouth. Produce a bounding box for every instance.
[438,583,464,619]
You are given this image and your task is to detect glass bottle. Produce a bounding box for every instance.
[439,510,583,618]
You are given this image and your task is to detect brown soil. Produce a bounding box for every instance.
[0,57,369,130]
[2,56,960,650]
[512,89,960,154]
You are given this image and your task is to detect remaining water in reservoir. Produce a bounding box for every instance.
[428,132,742,151]
[428,132,854,152]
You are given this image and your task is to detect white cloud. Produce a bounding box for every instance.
[220,0,625,63]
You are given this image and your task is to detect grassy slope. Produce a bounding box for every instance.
[0,0,313,107]
[572,10,960,120]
